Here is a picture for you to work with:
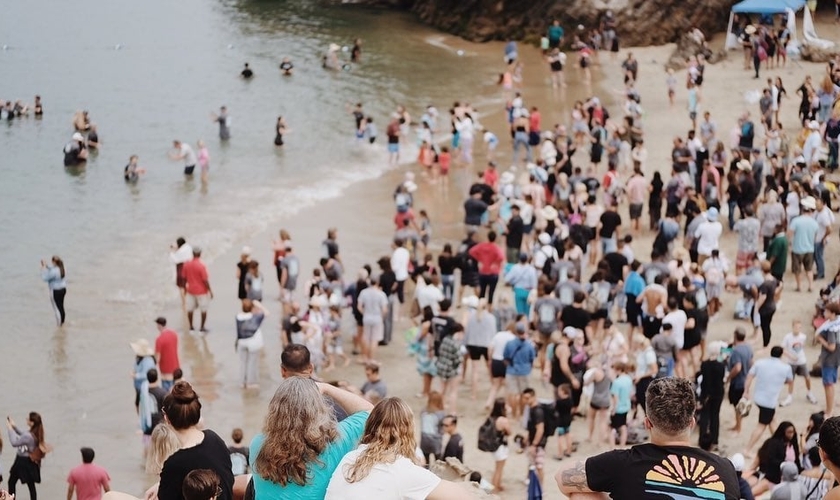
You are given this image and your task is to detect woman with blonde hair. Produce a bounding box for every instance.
[817,74,838,123]
[145,423,181,475]
[251,376,373,499]
[325,398,468,499]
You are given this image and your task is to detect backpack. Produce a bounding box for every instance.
[230,451,248,475]
[541,248,556,277]
[477,417,502,452]
[537,302,558,334]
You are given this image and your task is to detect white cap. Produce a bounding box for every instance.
[809,120,820,130]
[801,196,817,210]
[538,232,551,245]
[241,246,252,255]
[72,132,84,141]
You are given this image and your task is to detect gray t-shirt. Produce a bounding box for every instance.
[749,357,793,409]
[360,379,388,400]
[534,297,563,334]
[652,333,677,362]
[728,343,753,390]
[465,311,496,348]
[280,255,299,291]
[819,320,840,367]
[358,287,389,323]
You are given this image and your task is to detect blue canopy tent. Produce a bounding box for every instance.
[725,0,806,49]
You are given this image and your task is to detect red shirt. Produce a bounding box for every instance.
[469,242,506,275]
[67,463,110,500]
[182,258,209,295]
[394,209,415,230]
[484,168,499,189]
[155,329,180,375]
[529,111,541,132]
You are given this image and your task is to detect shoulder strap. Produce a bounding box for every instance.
[806,468,826,499]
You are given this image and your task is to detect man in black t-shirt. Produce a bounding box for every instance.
[559,291,593,344]
[431,299,460,356]
[505,205,525,263]
[597,202,622,255]
[464,191,489,228]
[556,377,739,500]
[523,388,547,488]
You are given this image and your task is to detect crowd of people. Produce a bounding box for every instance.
[11,7,840,500]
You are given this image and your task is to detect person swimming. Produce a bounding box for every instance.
[279,58,294,76]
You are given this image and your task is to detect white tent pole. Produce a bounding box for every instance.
[725,11,736,50]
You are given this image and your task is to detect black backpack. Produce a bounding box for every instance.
[477,417,502,452]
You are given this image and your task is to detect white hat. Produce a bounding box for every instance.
[801,196,817,210]
[72,132,84,142]
[462,295,479,309]
[541,205,559,221]
[744,25,757,35]
[241,246,252,256]
[538,232,551,245]
[309,295,328,308]
[729,453,745,472]
[706,207,719,222]
[542,131,555,140]
[809,120,821,130]
[130,338,154,357]
[736,159,752,171]
[500,172,515,184]
[563,326,581,339]
[403,180,418,193]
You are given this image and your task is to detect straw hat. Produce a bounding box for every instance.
[130,339,154,357]
[736,159,752,171]
[541,205,559,221]
[744,25,756,35]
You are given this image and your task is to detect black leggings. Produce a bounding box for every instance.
[760,310,775,347]
[8,468,37,500]
[478,274,499,304]
[51,288,67,325]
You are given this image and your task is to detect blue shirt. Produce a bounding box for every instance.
[790,215,818,254]
[610,374,633,414]
[623,271,645,296]
[503,337,536,376]
[749,358,792,409]
[41,265,66,290]
[133,356,156,391]
[250,411,369,500]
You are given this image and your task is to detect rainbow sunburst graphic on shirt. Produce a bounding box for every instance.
[644,454,726,499]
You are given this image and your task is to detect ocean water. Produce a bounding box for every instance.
[0,0,508,494]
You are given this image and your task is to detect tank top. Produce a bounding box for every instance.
[591,374,611,408]
[550,343,572,387]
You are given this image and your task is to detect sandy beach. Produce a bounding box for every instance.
[153,24,840,499]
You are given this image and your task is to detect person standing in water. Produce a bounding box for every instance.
[211,106,231,141]
[183,247,213,334]
[170,140,197,176]
[41,256,67,326]
[197,140,210,184]
[350,38,362,62]
[240,63,254,79]
[124,155,146,183]
[169,237,193,310]
[274,116,288,147]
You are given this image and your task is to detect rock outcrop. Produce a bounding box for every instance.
[393,0,737,47]
[800,42,840,63]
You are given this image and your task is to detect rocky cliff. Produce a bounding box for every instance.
[358,0,737,47]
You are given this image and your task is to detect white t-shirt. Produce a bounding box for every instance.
[662,309,688,349]
[533,244,559,270]
[180,143,197,166]
[816,207,835,241]
[391,247,410,281]
[782,332,808,366]
[325,445,441,500]
[694,220,722,256]
[490,330,517,360]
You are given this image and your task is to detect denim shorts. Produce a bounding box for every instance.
[823,365,838,386]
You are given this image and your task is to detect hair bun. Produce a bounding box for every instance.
[171,381,198,403]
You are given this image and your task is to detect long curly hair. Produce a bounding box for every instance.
[253,377,338,486]
[344,397,417,483]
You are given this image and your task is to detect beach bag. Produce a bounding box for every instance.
[477,417,502,452]
[538,400,559,437]
[757,45,768,62]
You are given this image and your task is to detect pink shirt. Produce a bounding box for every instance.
[67,463,110,500]
[626,175,648,204]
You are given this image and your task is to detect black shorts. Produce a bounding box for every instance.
[491,359,507,378]
[757,405,775,425]
[611,412,628,429]
[728,386,744,407]
[184,165,196,175]
[629,203,643,219]
[467,345,488,361]
[353,312,363,327]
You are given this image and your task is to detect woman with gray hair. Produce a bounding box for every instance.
[250,376,373,499]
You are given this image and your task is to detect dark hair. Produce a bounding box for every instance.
[232,428,244,444]
[760,421,798,464]
[281,344,311,373]
[176,237,186,247]
[80,447,95,464]
[182,469,220,500]
[162,381,202,430]
[573,291,586,303]
[29,412,44,446]
[770,346,783,358]
[522,387,536,397]
[53,256,65,279]
[439,298,452,312]
[469,471,482,483]
[809,446,822,467]
[490,398,506,418]
[820,417,840,466]
[173,368,183,381]
[147,368,159,384]
[809,412,826,439]
[735,328,747,342]
[488,231,497,242]
[645,378,695,435]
